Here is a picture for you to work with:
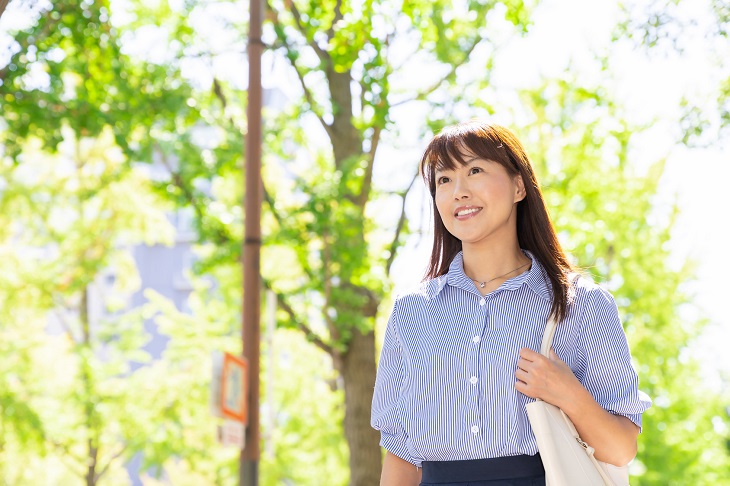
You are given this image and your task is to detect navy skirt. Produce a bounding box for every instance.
[419,454,545,486]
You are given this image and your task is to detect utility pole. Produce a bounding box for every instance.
[241,0,263,484]
[0,0,10,21]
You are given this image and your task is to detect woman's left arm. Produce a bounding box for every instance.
[515,347,639,466]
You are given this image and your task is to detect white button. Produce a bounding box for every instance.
[472,336,481,343]
[469,376,478,385]
[471,425,479,434]
[479,299,485,306]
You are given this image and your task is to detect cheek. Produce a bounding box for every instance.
[435,192,453,225]
[434,192,451,218]
[484,181,513,204]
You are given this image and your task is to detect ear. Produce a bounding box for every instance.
[513,175,526,203]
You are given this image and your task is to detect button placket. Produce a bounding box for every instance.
[462,299,485,439]
[466,297,488,440]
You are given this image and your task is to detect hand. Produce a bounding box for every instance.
[514,347,584,409]
[515,347,640,466]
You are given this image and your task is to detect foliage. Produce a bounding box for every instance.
[1,0,729,484]
[0,129,179,483]
[514,77,730,483]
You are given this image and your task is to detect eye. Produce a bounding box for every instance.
[469,166,483,175]
[436,176,451,185]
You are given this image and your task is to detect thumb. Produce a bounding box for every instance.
[549,347,563,363]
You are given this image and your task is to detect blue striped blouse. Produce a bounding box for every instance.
[371,250,652,467]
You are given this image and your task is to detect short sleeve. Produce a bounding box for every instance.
[574,286,652,430]
[370,298,417,465]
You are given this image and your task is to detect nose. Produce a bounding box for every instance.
[452,176,470,200]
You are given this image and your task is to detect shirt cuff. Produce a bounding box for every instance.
[380,431,419,467]
[607,390,652,432]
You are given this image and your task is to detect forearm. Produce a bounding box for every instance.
[559,386,639,466]
[381,451,421,486]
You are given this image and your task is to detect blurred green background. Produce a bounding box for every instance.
[1,0,729,484]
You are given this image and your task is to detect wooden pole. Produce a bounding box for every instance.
[241,0,263,483]
[0,0,10,22]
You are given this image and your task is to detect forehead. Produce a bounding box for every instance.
[435,147,500,173]
[433,144,478,171]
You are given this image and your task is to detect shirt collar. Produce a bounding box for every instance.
[427,250,552,301]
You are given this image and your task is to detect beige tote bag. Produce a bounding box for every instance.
[525,317,630,486]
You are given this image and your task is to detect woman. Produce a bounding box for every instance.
[371,121,651,485]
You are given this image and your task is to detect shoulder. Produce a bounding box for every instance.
[571,274,615,303]
[388,276,448,326]
[394,275,449,306]
[569,274,621,326]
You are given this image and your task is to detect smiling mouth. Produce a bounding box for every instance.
[455,207,482,218]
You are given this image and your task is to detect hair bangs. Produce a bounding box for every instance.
[420,122,516,195]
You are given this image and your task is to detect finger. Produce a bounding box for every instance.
[519,347,541,361]
[516,358,531,371]
[515,380,536,398]
[515,368,529,382]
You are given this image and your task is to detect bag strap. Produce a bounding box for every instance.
[540,315,558,357]
[533,317,557,404]
[538,315,618,486]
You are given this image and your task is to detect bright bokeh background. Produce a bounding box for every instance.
[1,0,728,484]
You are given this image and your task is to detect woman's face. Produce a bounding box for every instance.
[434,151,525,248]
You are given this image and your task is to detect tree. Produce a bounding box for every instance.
[0,130,182,483]
[3,0,541,482]
[257,1,543,481]
[2,0,730,484]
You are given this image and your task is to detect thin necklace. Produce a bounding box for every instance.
[470,261,531,289]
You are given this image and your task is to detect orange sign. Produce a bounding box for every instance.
[221,352,248,424]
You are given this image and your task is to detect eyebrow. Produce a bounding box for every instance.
[435,156,482,174]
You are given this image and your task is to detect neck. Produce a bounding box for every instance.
[461,242,530,283]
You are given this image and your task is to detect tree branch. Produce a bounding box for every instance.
[262,278,335,356]
[156,143,206,229]
[356,125,382,206]
[155,142,232,246]
[261,182,318,285]
[52,307,79,344]
[390,36,483,108]
[211,77,241,131]
[261,182,281,226]
[261,182,338,348]
[286,0,330,63]
[49,439,86,474]
[95,444,127,481]
[326,0,344,40]
[266,3,333,138]
[386,171,419,274]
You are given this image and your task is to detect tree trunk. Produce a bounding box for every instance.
[338,328,382,486]
[86,439,98,486]
[81,288,98,486]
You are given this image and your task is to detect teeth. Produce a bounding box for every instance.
[456,208,480,217]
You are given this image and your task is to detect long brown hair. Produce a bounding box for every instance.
[419,121,576,322]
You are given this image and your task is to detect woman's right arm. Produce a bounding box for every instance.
[380,451,421,486]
